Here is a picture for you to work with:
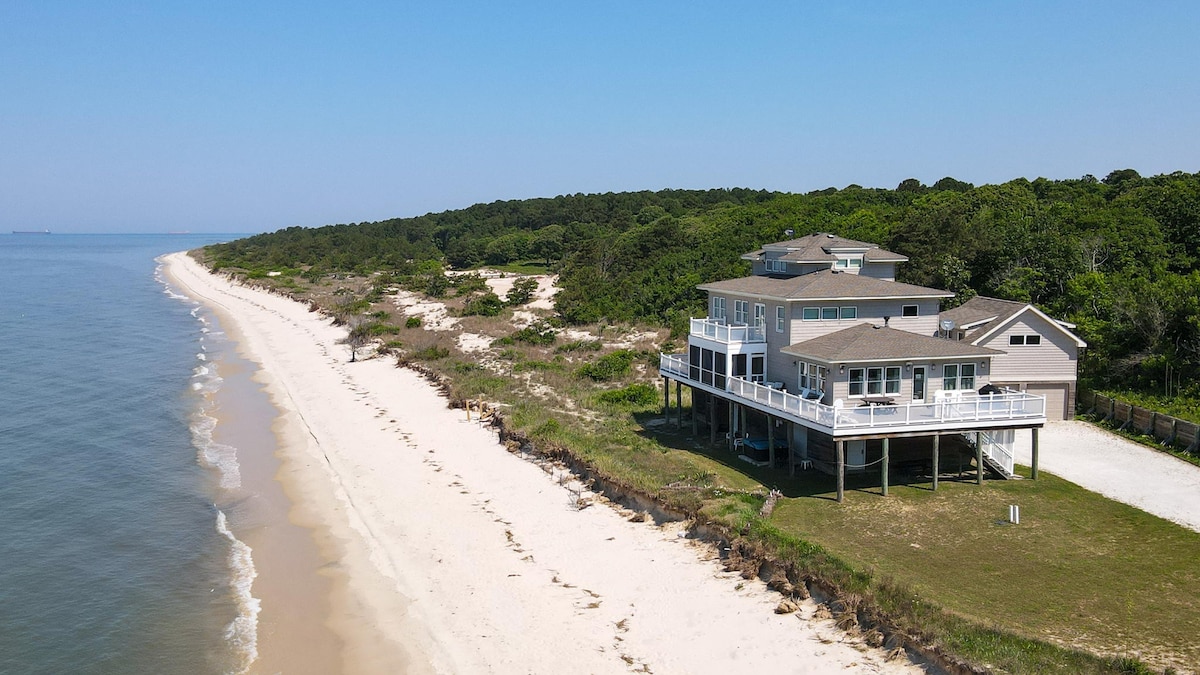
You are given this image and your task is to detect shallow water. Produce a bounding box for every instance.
[0,234,252,674]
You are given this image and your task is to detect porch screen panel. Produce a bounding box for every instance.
[714,350,727,389]
[701,348,713,386]
[690,345,701,381]
[751,355,764,383]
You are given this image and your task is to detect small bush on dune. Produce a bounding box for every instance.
[576,350,635,381]
[596,383,658,406]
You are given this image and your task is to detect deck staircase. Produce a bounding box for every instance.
[963,429,1017,479]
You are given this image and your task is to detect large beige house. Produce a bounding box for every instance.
[659,233,1086,495]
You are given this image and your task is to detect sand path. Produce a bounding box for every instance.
[163,252,921,675]
[1014,421,1200,532]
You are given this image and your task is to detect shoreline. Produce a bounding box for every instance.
[162,250,919,674]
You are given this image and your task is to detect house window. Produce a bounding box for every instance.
[848,368,865,396]
[1009,334,1042,345]
[775,306,785,333]
[885,366,901,395]
[902,305,919,318]
[712,297,726,321]
[942,363,977,391]
[753,303,766,332]
[867,367,884,395]
[814,365,827,393]
[798,362,809,389]
[734,300,748,324]
[821,307,838,320]
[834,256,863,269]
[766,259,787,273]
[840,306,858,319]
[802,307,819,321]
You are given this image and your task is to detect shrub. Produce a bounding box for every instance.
[461,292,504,317]
[405,316,422,328]
[506,276,540,306]
[596,383,658,406]
[576,350,635,381]
[556,339,603,354]
[511,321,557,345]
[410,346,450,360]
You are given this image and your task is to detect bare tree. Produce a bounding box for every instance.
[339,317,372,363]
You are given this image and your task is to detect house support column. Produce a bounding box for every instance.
[975,431,984,486]
[787,422,795,476]
[881,437,890,497]
[691,388,698,436]
[675,382,682,428]
[727,402,735,452]
[708,395,716,445]
[1031,427,1040,480]
[662,377,670,424]
[836,440,845,503]
[931,434,940,491]
[767,416,776,469]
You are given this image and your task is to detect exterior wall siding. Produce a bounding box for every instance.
[858,263,896,281]
[981,313,1079,382]
[787,299,941,343]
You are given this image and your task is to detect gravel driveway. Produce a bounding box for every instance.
[1013,421,1200,533]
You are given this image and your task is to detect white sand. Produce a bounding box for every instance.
[163,252,921,675]
[1014,421,1200,533]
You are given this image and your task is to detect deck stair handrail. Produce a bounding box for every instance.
[972,429,1016,478]
[690,318,766,344]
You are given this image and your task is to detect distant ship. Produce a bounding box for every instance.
[167,230,191,235]
[12,229,51,234]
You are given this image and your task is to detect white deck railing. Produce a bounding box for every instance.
[690,318,766,344]
[660,353,1046,432]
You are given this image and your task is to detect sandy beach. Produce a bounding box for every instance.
[162,251,921,675]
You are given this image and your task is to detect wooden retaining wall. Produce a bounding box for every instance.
[1081,390,1200,454]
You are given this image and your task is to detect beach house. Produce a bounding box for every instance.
[658,233,1087,499]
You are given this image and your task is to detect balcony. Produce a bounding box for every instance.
[660,353,1046,436]
[690,318,765,344]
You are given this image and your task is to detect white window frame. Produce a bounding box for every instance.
[733,299,748,324]
[821,306,838,320]
[867,367,884,395]
[902,304,919,318]
[840,306,858,319]
[835,256,863,269]
[1009,334,1042,346]
[712,296,726,321]
[848,368,865,396]
[802,306,819,321]
[753,303,766,331]
[775,305,785,333]
[885,366,901,395]
[942,362,977,391]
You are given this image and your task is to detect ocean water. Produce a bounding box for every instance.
[0,234,256,674]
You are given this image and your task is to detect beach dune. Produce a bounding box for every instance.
[163,251,920,674]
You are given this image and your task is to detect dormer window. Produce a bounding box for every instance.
[765,259,788,273]
[834,256,863,270]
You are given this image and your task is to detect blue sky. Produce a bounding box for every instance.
[2,2,1197,233]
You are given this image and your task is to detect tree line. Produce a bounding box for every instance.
[204,171,1200,397]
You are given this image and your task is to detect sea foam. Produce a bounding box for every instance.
[216,510,259,674]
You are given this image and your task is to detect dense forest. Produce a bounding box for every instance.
[207,170,1200,397]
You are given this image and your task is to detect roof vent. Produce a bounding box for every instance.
[827,234,835,238]
[784,229,794,237]
[883,316,890,327]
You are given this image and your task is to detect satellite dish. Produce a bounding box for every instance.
[784,229,794,237]
[940,319,955,332]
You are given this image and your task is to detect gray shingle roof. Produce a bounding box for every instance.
[744,232,907,263]
[698,269,952,301]
[939,296,1027,342]
[781,323,1003,363]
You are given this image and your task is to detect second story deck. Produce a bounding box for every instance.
[660,353,1046,437]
